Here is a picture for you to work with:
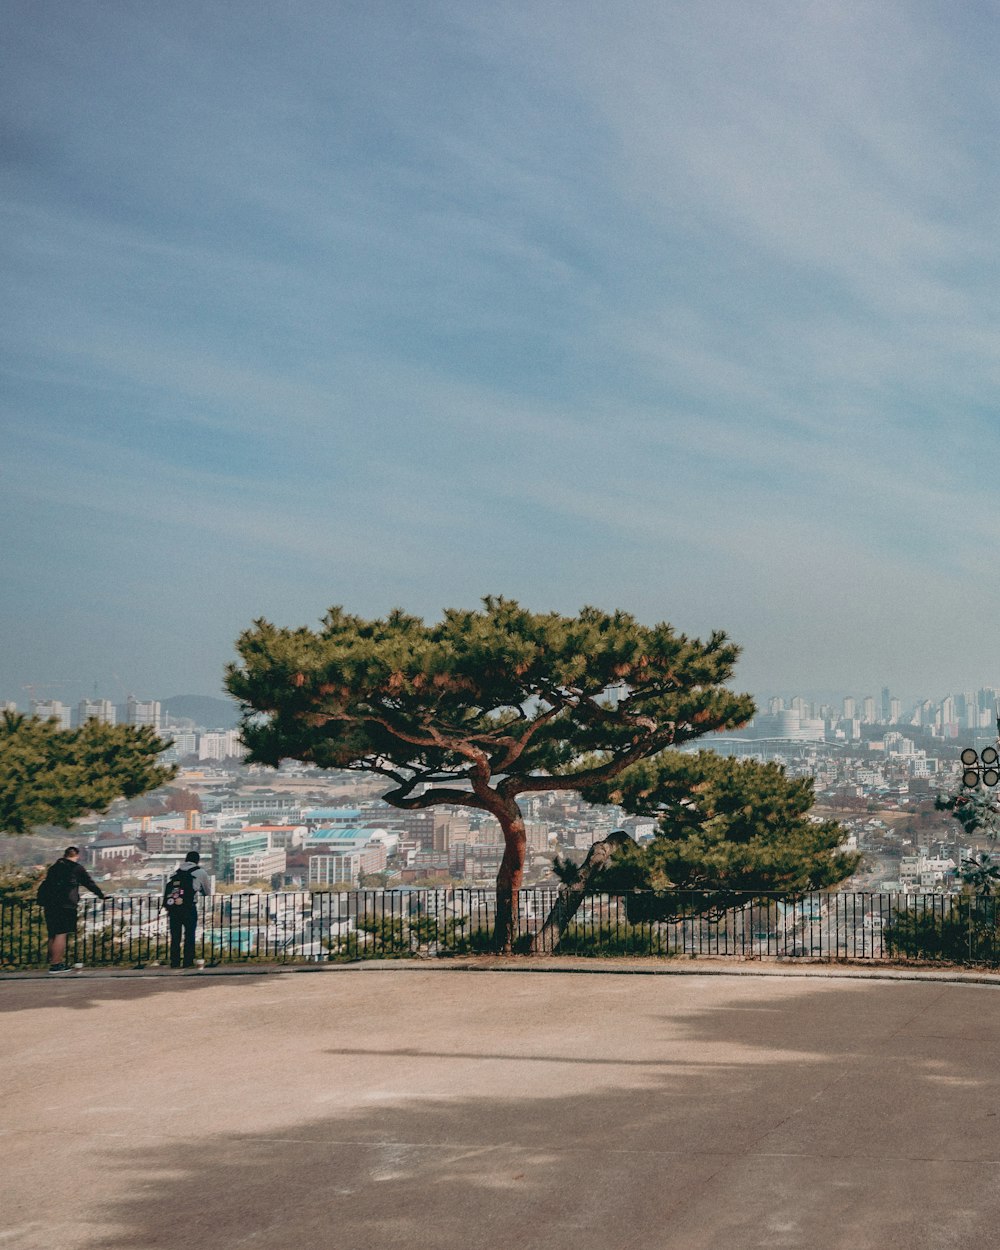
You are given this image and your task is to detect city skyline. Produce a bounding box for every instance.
[6,5,1000,696]
[8,679,1000,731]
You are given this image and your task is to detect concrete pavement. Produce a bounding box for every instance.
[5,967,1000,1249]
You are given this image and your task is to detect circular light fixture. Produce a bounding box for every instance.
[983,747,999,765]
[962,748,979,766]
[963,769,981,787]
[984,769,1000,787]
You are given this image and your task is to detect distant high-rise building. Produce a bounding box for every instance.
[160,730,198,763]
[881,686,891,723]
[198,729,246,760]
[862,696,876,724]
[126,696,161,731]
[31,699,71,729]
[76,698,116,726]
[889,698,901,723]
[747,709,824,742]
[768,696,785,713]
[842,696,856,720]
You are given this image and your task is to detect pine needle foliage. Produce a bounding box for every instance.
[226,598,754,788]
[226,597,755,949]
[936,785,1000,840]
[0,710,176,835]
[579,750,860,913]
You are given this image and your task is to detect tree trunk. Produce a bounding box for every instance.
[530,830,636,954]
[492,806,527,954]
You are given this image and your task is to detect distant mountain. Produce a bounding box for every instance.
[162,695,241,730]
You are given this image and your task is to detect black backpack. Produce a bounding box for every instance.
[163,868,195,910]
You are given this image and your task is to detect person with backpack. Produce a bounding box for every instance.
[37,846,107,973]
[162,850,211,969]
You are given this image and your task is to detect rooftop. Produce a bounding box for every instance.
[305,826,373,841]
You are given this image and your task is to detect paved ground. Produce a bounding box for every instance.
[6,965,1000,1249]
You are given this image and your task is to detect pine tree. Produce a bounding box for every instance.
[587,751,858,909]
[533,752,858,948]
[0,710,176,835]
[226,597,754,951]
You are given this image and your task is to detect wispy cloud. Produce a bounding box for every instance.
[3,1,1000,699]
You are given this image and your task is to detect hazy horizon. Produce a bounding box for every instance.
[3,682,994,723]
[5,3,1000,701]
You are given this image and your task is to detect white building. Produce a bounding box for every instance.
[126,696,161,731]
[32,699,71,729]
[163,730,198,758]
[919,857,956,889]
[232,848,287,885]
[883,733,917,757]
[243,824,307,851]
[85,837,142,865]
[900,854,956,892]
[309,843,388,887]
[76,698,116,726]
[219,796,302,818]
[198,730,247,760]
[747,709,825,742]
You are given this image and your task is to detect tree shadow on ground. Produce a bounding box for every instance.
[76,978,1000,1250]
[0,971,278,1012]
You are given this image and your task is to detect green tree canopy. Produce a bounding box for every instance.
[0,711,176,835]
[0,862,43,903]
[226,597,755,950]
[530,752,858,950]
[578,751,859,915]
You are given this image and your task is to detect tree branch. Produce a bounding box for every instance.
[381,786,492,812]
[493,701,565,771]
[352,757,409,786]
[500,729,676,798]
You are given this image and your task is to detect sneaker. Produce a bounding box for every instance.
[48,963,68,974]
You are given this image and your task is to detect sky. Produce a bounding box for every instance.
[4,0,1000,709]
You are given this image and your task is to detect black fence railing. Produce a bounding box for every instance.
[4,889,1000,969]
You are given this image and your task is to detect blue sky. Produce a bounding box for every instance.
[3,1,1000,707]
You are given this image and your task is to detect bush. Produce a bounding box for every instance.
[883,898,1000,964]
[448,926,494,955]
[552,920,668,957]
[0,901,46,968]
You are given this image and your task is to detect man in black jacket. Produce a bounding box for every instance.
[37,846,106,973]
[162,851,211,969]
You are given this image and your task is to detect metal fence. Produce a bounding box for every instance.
[4,888,1000,969]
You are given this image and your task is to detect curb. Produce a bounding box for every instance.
[6,958,1000,987]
